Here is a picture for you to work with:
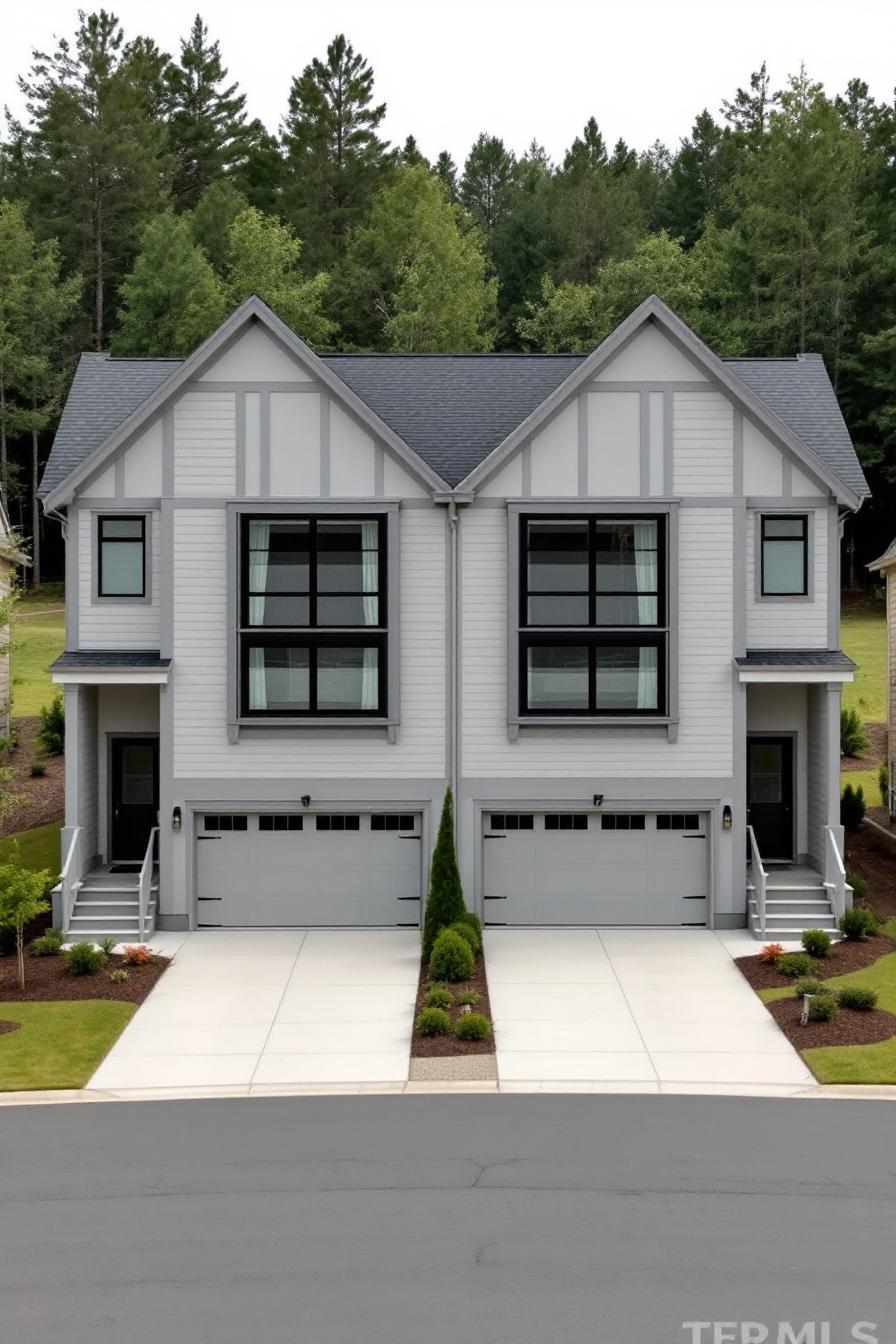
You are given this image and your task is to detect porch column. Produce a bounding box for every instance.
[825,683,842,829]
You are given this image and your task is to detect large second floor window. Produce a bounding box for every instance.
[520,515,667,716]
[240,515,386,717]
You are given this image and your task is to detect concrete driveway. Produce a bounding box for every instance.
[486,928,814,1089]
[89,930,420,1093]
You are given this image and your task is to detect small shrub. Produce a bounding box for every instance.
[776,952,816,978]
[837,985,878,1011]
[840,783,866,831]
[801,928,832,959]
[36,693,65,755]
[416,1006,451,1036]
[839,906,878,940]
[792,977,825,999]
[806,992,839,1022]
[108,968,130,985]
[459,912,482,942]
[448,920,480,954]
[429,927,475,983]
[98,936,117,955]
[759,943,785,963]
[840,707,869,758]
[65,942,106,976]
[29,929,64,957]
[879,762,890,807]
[29,761,46,778]
[454,1012,492,1041]
[845,872,868,904]
[425,985,454,1009]
[457,988,480,1007]
[122,944,152,965]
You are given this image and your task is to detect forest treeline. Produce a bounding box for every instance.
[1,11,894,580]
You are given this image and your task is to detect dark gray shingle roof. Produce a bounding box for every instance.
[40,353,182,497]
[735,649,856,670]
[722,354,868,496]
[51,650,171,670]
[40,346,868,498]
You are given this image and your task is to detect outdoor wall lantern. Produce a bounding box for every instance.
[722,805,733,831]
[300,794,311,808]
[592,794,604,807]
[171,806,182,832]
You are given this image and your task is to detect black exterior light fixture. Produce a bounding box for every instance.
[172,806,182,831]
[592,794,604,807]
[722,804,733,831]
[300,794,311,808]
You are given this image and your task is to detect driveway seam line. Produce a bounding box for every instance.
[248,929,308,1085]
[597,928,661,1083]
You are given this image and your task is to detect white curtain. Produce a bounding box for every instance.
[361,521,379,626]
[637,645,658,710]
[248,647,267,710]
[248,521,271,626]
[361,647,378,710]
[633,522,657,625]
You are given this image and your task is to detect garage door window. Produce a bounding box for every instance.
[240,515,386,717]
[600,814,646,830]
[259,815,304,831]
[656,814,701,830]
[489,814,535,831]
[520,516,666,716]
[203,815,248,831]
[371,815,416,831]
[315,815,360,831]
[544,814,588,831]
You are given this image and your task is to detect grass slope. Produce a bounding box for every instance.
[840,599,887,722]
[0,1000,134,1090]
[10,590,65,720]
[0,821,61,872]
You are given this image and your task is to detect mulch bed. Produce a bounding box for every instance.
[0,1020,22,1036]
[0,950,169,1004]
[411,951,495,1057]
[846,823,896,922]
[0,717,64,838]
[736,933,896,992]
[765,996,896,1051]
[841,720,887,777]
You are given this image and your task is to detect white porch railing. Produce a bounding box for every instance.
[823,825,848,925]
[138,826,159,942]
[59,827,83,936]
[747,824,767,938]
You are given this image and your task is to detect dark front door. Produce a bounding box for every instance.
[747,735,794,861]
[111,738,159,861]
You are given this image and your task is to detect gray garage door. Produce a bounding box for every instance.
[483,810,708,926]
[196,811,422,926]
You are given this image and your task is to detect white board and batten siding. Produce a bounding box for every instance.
[460,507,734,778]
[171,506,446,779]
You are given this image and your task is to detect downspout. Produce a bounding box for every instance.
[447,498,459,806]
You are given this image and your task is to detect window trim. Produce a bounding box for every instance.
[226,500,401,739]
[506,501,679,736]
[757,511,813,602]
[93,511,152,604]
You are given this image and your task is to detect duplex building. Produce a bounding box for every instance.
[40,295,868,940]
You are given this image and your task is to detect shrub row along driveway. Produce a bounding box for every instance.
[89,930,420,1093]
[485,928,814,1089]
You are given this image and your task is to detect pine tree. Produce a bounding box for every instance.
[490,143,561,344]
[666,110,737,244]
[281,34,393,270]
[434,150,458,200]
[113,213,225,356]
[422,788,466,957]
[722,62,775,148]
[225,208,335,347]
[554,118,644,283]
[16,10,171,348]
[460,133,515,235]
[400,135,427,167]
[165,14,252,209]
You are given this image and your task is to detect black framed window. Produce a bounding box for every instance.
[761,516,808,596]
[520,516,666,716]
[98,515,145,597]
[240,515,386,716]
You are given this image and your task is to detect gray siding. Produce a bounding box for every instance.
[78,508,161,648]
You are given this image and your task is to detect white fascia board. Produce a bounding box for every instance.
[52,669,170,686]
[736,667,854,684]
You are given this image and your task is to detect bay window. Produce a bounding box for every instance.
[519,515,667,717]
[240,515,386,717]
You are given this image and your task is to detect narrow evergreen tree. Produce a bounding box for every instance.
[422,788,466,957]
[400,135,428,167]
[165,14,252,208]
[113,213,225,356]
[281,34,394,270]
[434,150,458,200]
[666,110,737,244]
[460,133,515,235]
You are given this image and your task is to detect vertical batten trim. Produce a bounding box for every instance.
[113,456,125,496]
[732,500,746,659]
[521,442,531,498]
[260,392,271,496]
[577,397,588,496]
[160,502,174,660]
[374,440,385,497]
[828,505,841,647]
[162,409,174,497]
[65,508,79,649]
[663,390,674,496]
[235,393,246,497]
[639,390,650,497]
[782,457,793,500]
[320,395,330,498]
[733,409,744,498]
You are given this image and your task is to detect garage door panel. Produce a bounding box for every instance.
[196,813,421,926]
[484,811,708,927]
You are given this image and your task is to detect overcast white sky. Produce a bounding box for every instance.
[3,1,895,165]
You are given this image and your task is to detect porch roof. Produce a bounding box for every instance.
[51,649,171,686]
[735,648,855,684]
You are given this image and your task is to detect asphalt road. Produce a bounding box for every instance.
[1,1095,893,1344]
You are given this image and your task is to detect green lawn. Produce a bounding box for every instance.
[840,598,887,722]
[0,821,61,873]
[10,591,65,720]
[0,1000,134,1090]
